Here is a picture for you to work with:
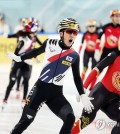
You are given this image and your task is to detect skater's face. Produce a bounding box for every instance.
[111,14,120,25]
[60,29,78,47]
[87,25,96,33]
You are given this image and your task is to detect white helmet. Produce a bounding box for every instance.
[57,18,80,33]
[24,17,38,33]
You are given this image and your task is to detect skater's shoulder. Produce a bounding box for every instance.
[47,39,59,45]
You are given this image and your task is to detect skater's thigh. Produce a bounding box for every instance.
[101,97,119,121]
[46,94,74,121]
[10,62,22,75]
[20,64,31,79]
[89,82,109,110]
[25,82,44,111]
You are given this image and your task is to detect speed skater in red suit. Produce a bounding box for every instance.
[71,49,120,134]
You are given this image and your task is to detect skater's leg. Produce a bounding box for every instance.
[21,64,32,100]
[47,94,75,134]
[11,81,44,134]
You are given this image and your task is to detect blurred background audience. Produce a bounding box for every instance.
[0,12,10,35]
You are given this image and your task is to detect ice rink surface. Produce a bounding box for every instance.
[0,63,116,134]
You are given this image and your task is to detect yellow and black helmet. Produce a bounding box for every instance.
[57,18,80,33]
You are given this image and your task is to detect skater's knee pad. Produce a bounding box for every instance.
[21,107,37,123]
[7,75,17,89]
[10,75,17,82]
[10,72,17,79]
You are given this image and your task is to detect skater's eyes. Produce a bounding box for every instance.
[88,25,96,28]
[65,29,78,36]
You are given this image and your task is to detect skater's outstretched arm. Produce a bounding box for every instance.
[7,39,47,62]
[8,33,17,38]
[21,39,47,60]
[84,51,119,89]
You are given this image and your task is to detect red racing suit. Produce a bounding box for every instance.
[84,50,120,94]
